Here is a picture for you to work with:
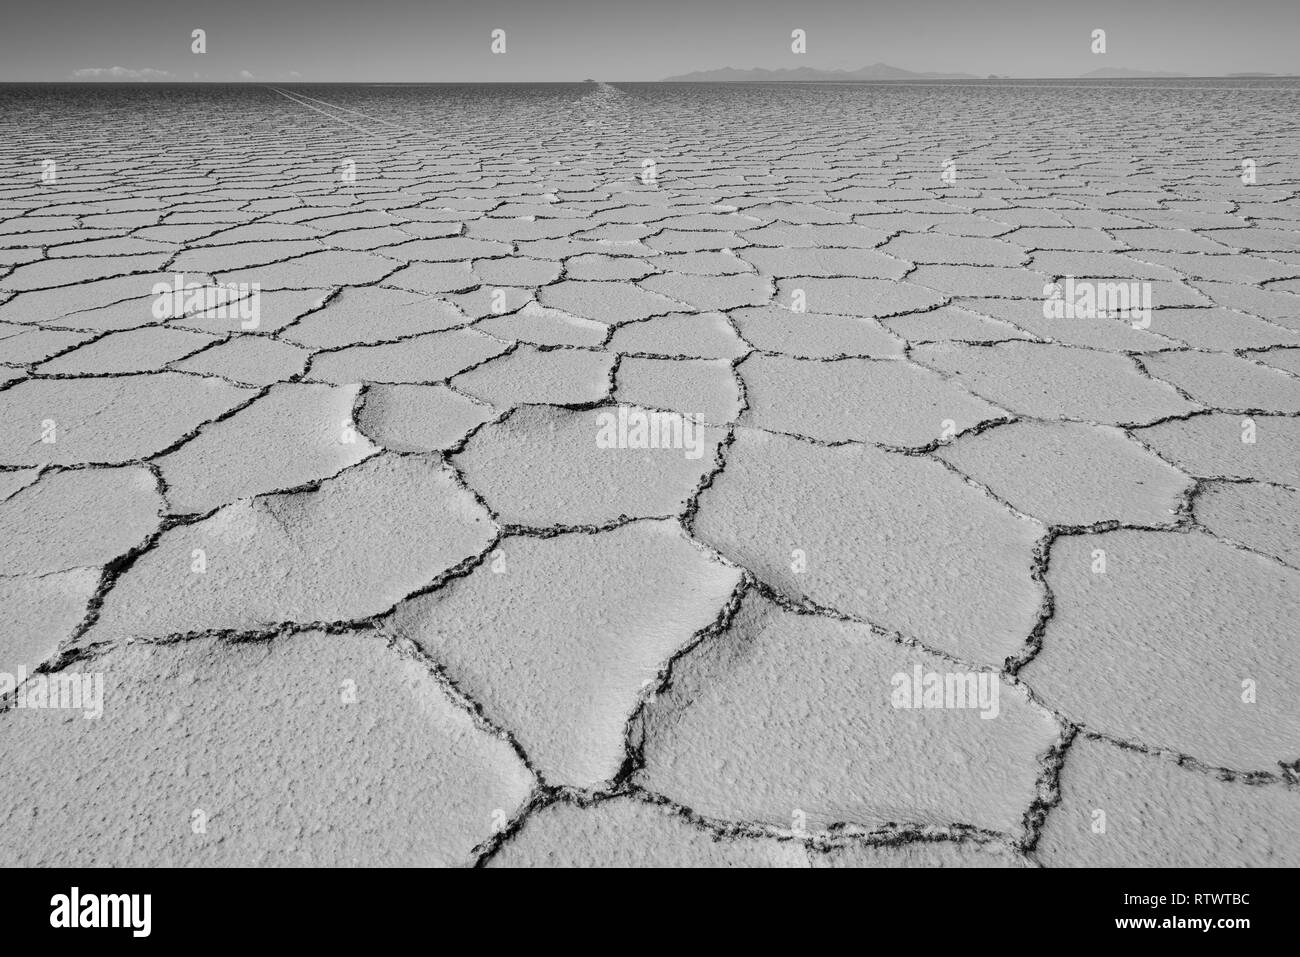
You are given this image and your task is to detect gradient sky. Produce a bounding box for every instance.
[2,0,1296,82]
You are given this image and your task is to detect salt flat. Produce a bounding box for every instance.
[1,80,1298,867]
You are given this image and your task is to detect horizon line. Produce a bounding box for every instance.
[6,74,1300,85]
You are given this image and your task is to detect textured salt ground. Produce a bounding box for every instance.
[0,632,533,866]
[693,428,1043,665]
[452,404,725,527]
[82,455,493,643]
[934,421,1190,527]
[1037,736,1300,867]
[738,352,1007,446]
[2,81,1299,867]
[1020,531,1300,771]
[391,520,741,788]
[634,592,1060,835]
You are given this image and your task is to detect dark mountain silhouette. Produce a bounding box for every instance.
[1081,67,1190,78]
[663,63,979,81]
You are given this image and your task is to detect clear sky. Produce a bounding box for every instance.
[2,0,1296,82]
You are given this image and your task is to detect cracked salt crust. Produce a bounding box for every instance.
[563,253,655,281]
[1188,281,1300,328]
[0,568,102,676]
[307,328,508,384]
[0,273,206,326]
[0,465,162,575]
[914,341,1197,424]
[693,428,1042,663]
[739,352,1005,446]
[615,356,741,424]
[1030,251,1183,282]
[538,279,682,323]
[155,382,378,513]
[1037,736,1300,867]
[906,265,1050,299]
[179,288,332,335]
[606,311,746,358]
[218,250,397,288]
[0,466,40,501]
[0,373,251,466]
[962,296,1171,350]
[474,301,608,347]
[391,520,741,787]
[1143,350,1300,412]
[444,285,537,319]
[453,404,723,526]
[1194,482,1300,567]
[774,276,945,317]
[1005,227,1125,251]
[936,421,1190,527]
[812,840,1030,868]
[0,632,533,866]
[487,796,808,868]
[880,304,1030,345]
[281,287,467,348]
[170,335,310,385]
[2,80,1298,866]
[84,454,493,642]
[1249,347,1300,375]
[0,254,172,292]
[34,327,214,374]
[653,250,752,276]
[171,240,324,274]
[646,229,745,252]
[734,305,905,357]
[743,222,894,248]
[1133,413,1300,484]
[1021,531,1300,770]
[635,592,1060,835]
[449,343,613,408]
[1148,307,1300,350]
[880,233,1029,267]
[357,383,493,452]
[471,257,563,286]
[381,260,479,296]
[740,245,909,280]
[0,325,94,363]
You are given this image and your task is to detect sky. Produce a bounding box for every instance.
[1,0,1296,82]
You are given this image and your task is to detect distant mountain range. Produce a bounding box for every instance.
[662,63,979,82]
[663,63,1291,82]
[1081,67,1188,78]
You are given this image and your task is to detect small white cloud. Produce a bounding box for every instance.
[289,71,301,78]
[239,70,255,80]
[71,66,172,80]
